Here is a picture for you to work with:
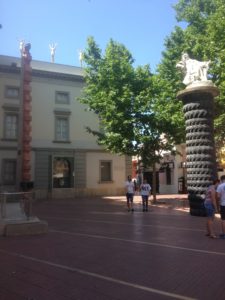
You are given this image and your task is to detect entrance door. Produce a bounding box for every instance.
[52,157,74,188]
[143,171,159,193]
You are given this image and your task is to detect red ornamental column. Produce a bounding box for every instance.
[21,43,33,191]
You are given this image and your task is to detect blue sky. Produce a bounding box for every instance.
[0,0,180,70]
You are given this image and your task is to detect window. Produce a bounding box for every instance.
[54,109,71,143]
[5,86,19,99]
[55,116,69,141]
[4,113,18,139]
[100,160,112,182]
[2,159,17,185]
[55,91,70,104]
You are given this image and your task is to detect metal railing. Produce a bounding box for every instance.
[0,191,33,220]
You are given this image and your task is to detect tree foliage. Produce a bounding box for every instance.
[80,0,225,172]
[157,0,225,155]
[80,37,183,168]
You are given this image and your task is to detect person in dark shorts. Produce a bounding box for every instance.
[140,179,151,212]
[125,175,135,212]
[204,179,219,238]
[216,175,225,239]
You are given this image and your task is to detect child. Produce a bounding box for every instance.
[140,179,151,212]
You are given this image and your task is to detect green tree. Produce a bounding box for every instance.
[80,37,183,200]
[157,0,225,160]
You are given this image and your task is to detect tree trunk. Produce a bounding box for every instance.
[152,163,157,203]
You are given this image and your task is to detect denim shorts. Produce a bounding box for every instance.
[204,203,215,217]
[141,195,148,202]
[126,193,133,203]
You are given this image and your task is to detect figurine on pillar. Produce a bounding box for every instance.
[176,53,210,86]
[22,43,32,63]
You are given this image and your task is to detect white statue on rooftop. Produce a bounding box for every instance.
[176,53,211,86]
[49,43,57,63]
[78,49,84,67]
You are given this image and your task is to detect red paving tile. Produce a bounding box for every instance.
[0,194,225,300]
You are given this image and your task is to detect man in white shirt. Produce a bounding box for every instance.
[216,175,225,239]
[125,175,135,212]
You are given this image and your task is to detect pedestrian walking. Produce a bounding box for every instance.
[216,175,225,239]
[125,175,135,212]
[204,179,220,238]
[140,179,151,212]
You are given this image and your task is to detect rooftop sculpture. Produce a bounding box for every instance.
[49,43,57,63]
[78,49,84,67]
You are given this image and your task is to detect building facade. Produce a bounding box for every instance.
[0,55,131,199]
[158,144,187,194]
[132,144,187,195]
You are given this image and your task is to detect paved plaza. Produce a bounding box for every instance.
[0,194,225,300]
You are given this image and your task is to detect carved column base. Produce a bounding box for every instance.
[177,83,219,216]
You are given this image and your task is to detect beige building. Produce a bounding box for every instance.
[132,144,187,195]
[0,55,131,199]
[158,144,187,194]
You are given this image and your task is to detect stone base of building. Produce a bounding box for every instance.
[0,217,48,236]
[35,187,125,200]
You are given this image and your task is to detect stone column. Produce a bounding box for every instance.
[20,43,33,191]
[177,83,219,216]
